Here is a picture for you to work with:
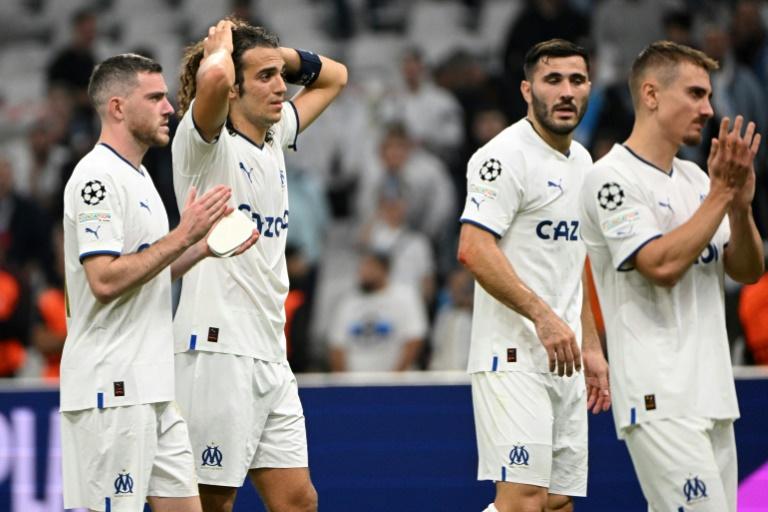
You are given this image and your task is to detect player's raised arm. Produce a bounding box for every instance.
[189,20,235,142]
[280,47,348,133]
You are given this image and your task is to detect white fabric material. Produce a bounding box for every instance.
[175,352,308,486]
[172,100,298,362]
[579,144,739,436]
[61,401,197,511]
[328,283,428,371]
[624,417,736,512]
[460,119,592,374]
[61,143,173,411]
[471,371,588,496]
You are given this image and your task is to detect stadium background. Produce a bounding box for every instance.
[0,0,766,510]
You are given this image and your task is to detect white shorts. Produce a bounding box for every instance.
[61,401,197,511]
[471,371,588,496]
[623,417,737,512]
[175,351,308,487]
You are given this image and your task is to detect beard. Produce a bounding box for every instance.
[531,91,588,136]
[682,133,703,146]
[130,117,169,148]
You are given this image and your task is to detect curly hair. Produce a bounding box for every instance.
[177,17,279,117]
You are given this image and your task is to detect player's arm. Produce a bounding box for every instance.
[83,186,231,304]
[723,119,764,283]
[329,347,346,372]
[169,224,259,281]
[395,338,424,372]
[580,267,610,414]
[457,223,581,376]
[192,20,236,142]
[280,47,347,133]
[633,117,755,287]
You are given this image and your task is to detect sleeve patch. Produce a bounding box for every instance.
[469,183,498,200]
[78,212,112,223]
[597,182,625,211]
[601,208,641,238]
[80,180,107,206]
[479,158,503,182]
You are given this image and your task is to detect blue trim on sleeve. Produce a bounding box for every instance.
[189,334,197,351]
[616,234,662,271]
[79,250,121,264]
[97,392,104,409]
[287,100,300,150]
[460,218,502,239]
[98,143,145,176]
[190,108,221,144]
[630,407,636,425]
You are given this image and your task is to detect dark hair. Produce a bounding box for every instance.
[71,7,96,27]
[87,53,162,110]
[523,39,589,80]
[629,40,718,106]
[177,18,279,116]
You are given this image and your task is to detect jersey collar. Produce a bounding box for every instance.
[620,144,674,177]
[226,118,265,150]
[98,143,145,176]
[523,119,571,159]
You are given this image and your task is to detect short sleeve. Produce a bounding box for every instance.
[173,100,224,177]
[273,101,299,151]
[459,149,525,237]
[71,172,125,262]
[582,167,663,271]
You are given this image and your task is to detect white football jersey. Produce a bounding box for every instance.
[172,100,298,361]
[328,284,428,371]
[460,119,592,374]
[579,144,739,437]
[61,143,173,411]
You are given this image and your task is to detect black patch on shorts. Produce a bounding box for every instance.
[507,348,517,363]
[207,327,219,342]
[113,381,125,397]
[644,394,656,410]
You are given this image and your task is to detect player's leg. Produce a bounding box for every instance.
[545,493,572,511]
[174,352,263,512]
[146,402,202,512]
[248,362,317,511]
[472,371,554,512]
[249,467,318,512]
[61,405,157,512]
[624,417,729,511]
[547,373,587,512]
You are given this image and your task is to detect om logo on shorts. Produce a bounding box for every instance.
[683,476,708,502]
[202,444,223,467]
[114,471,134,495]
[508,445,530,466]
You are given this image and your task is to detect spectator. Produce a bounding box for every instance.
[378,47,465,162]
[360,184,436,303]
[328,251,427,372]
[356,123,456,242]
[428,267,473,371]
[31,226,66,380]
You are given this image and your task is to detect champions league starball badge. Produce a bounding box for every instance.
[479,158,503,182]
[597,182,625,211]
[81,180,107,206]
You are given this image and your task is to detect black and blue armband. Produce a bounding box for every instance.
[285,49,322,86]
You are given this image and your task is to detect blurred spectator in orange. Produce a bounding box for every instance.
[739,252,768,365]
[32,226,66,380]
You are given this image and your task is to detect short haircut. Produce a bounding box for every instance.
[629,41,718,106]
[87,53,163,110]
[523,39,589,80]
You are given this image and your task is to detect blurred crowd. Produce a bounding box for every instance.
[0,0,767,379]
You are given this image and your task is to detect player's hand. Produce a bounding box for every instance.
[534,311,581,377]
[707,116,760,203]
[177,185,231,247]
[582,349,611,414]
[203,19,234,58]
